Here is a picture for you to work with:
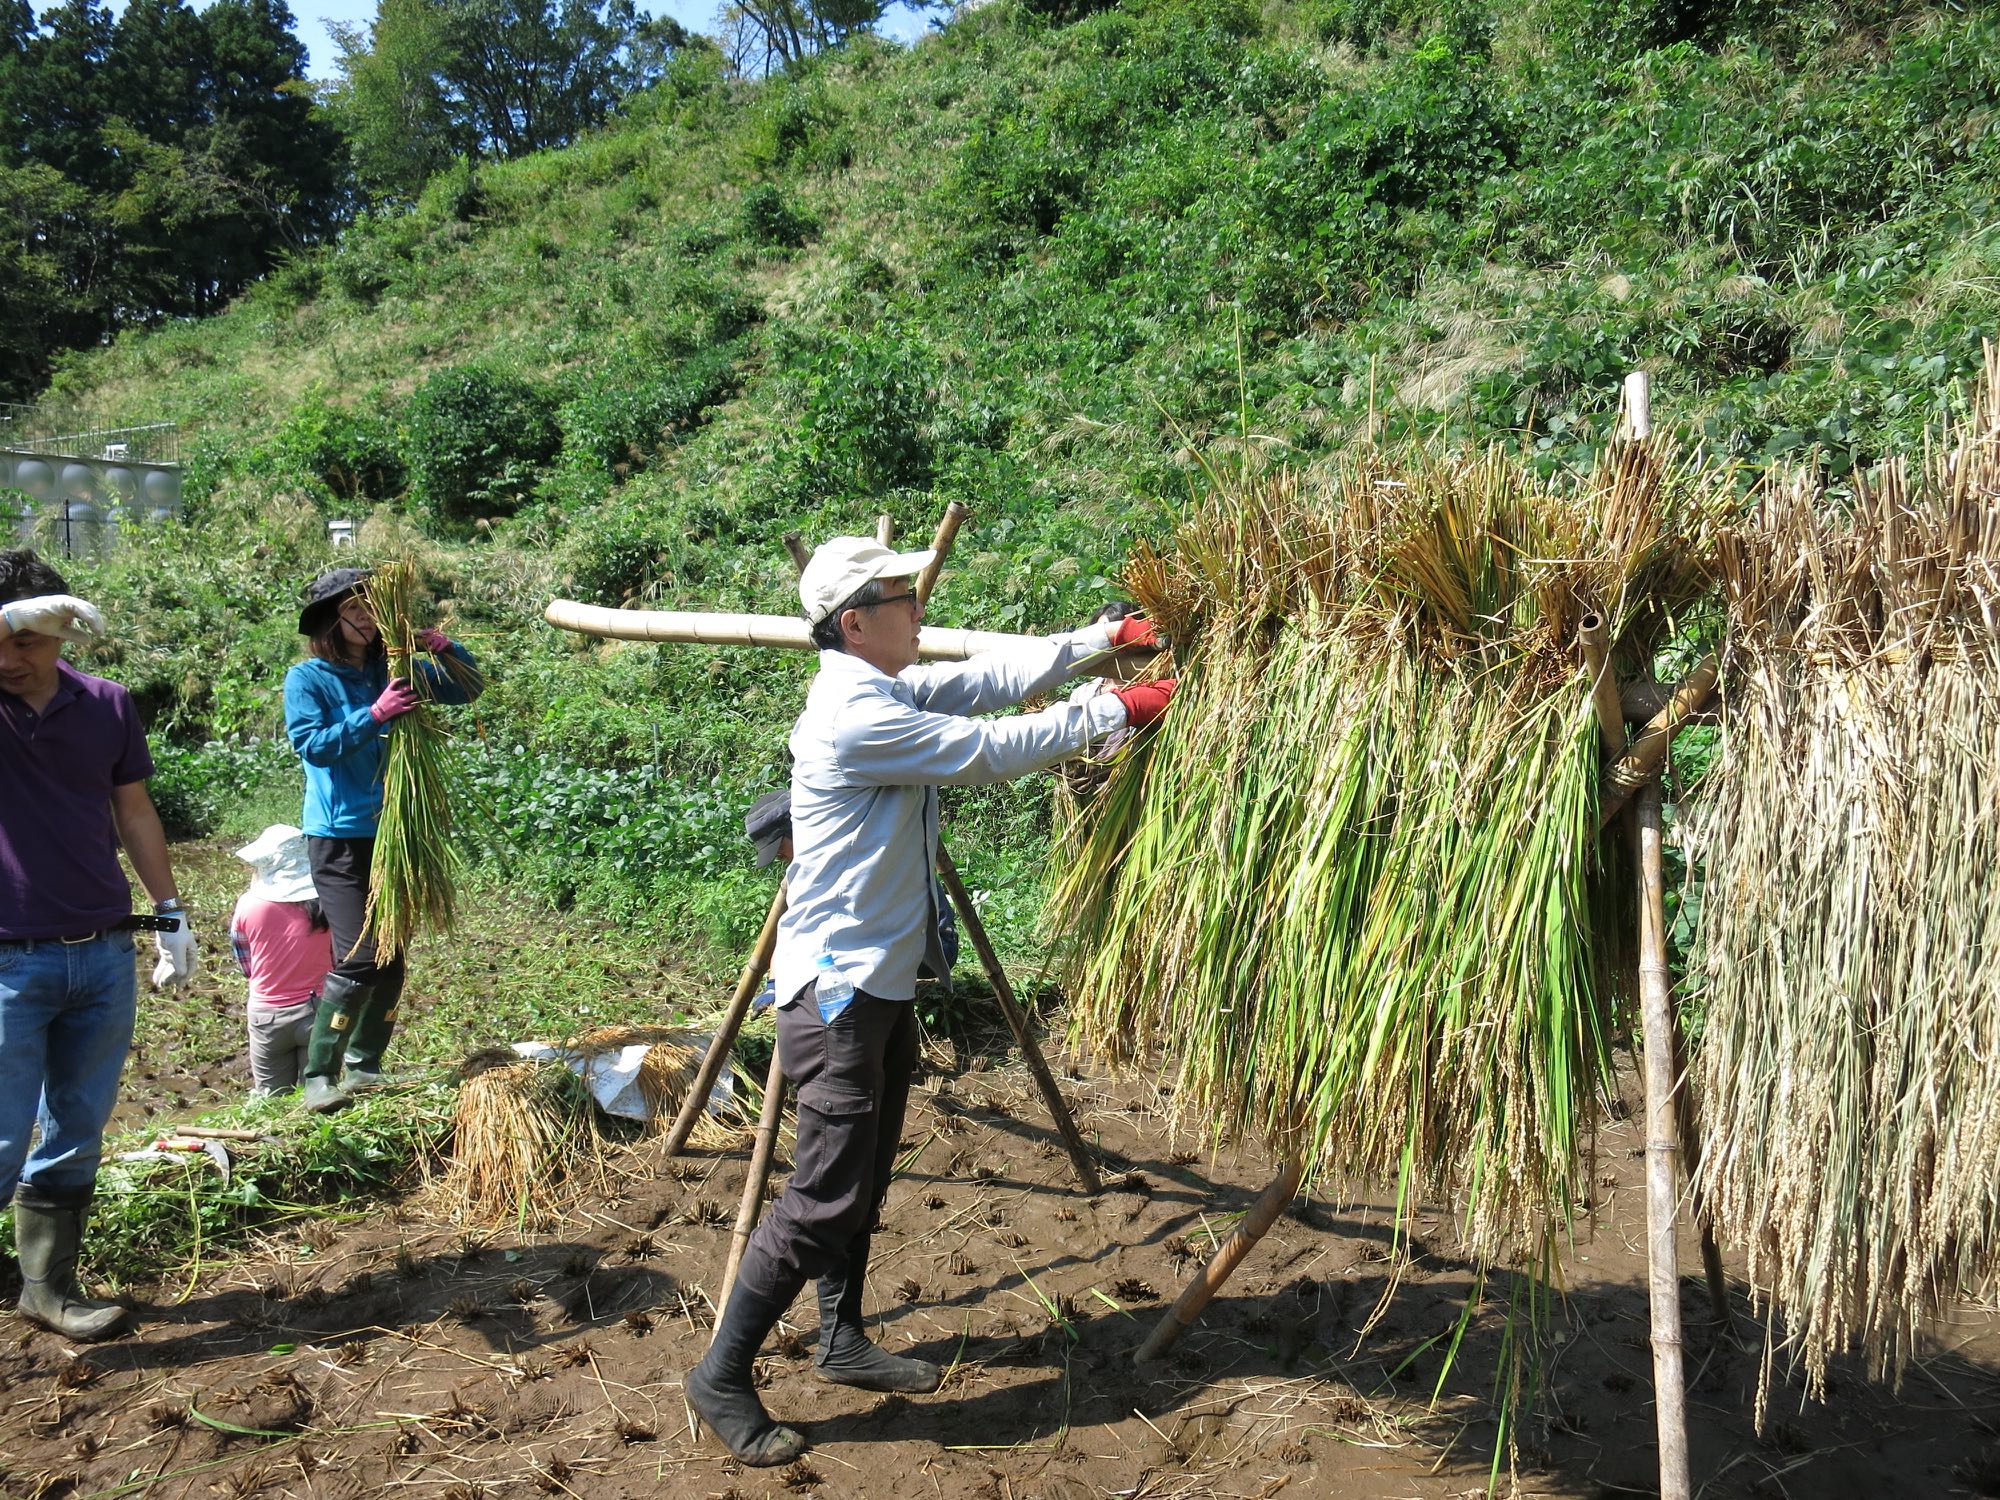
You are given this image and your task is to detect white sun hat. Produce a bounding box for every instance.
[234,824,319,905]
[799,537,937,626]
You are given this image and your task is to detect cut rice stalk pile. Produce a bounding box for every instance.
[1692,346,2000,1403]
[363,558,479,957]
[446,1057,606,1226]
[1053,446,1724,1266]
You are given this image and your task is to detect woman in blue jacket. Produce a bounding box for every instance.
[283,567,483,1113]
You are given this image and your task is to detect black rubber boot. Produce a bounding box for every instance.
[302,973,368,1113]
[686,1282,808,1466]
[814,1236,941,1394]
[14,1194,130,1342]
[342,963,403,1092]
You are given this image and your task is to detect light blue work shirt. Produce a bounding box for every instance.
[772,624,1127,1009]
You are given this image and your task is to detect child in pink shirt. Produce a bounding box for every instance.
[229,825,335,1094]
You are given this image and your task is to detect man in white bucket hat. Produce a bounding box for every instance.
[685,535,1176,1466]
[229,826,333,1096]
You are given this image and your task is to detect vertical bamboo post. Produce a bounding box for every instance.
[1134,1159,1304,1363]
[1624,369,1653,441]
[714,1046,790,1330]
[935,847,1101,1194]
[663,882,786,1156]
[915,502,971,608]
[1638,779,1692,1500]
[876,513,896,547]
[783,532,812,574]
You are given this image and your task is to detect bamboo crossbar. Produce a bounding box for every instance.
[1597,654,1719,829]
[543,599,1034,660]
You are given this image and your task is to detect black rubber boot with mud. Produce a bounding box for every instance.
[814,1236,942,1393]
[14,1193,130,1341]
[302,973,369,1114]
[342,964,403,1093]
[686,1283,808,1466]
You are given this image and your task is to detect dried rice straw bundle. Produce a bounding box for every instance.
[362,559,479,956]
[572,1023,749,1149]
[1053,444,1724,1272]
[1691,345,2000,1407]
[447,1058,606,1226]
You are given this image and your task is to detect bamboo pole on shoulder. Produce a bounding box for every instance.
[1134,1158,1304,1363]
[663,881,786,1156]
[543,599,1035,661]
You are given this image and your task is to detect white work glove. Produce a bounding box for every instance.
[0,594,105,643]
[152,918,197,990]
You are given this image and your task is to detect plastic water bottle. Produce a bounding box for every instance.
[815,950,855,1023]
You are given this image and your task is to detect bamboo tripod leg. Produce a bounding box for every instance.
[664,882,786,1157]
[1135,1159,1304,1364]
[1638,780,1692,1500]
[714,1047,790,1332]
[935,846,1101,1195]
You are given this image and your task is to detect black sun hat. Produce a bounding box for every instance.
[298,567,372,634]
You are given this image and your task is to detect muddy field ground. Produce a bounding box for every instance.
[5,1019,2000,1500]
[3,841,1999,1499]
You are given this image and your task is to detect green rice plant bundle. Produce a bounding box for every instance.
[363,559,475,957]
[1052,445,1724,1268]
[1690,346,2000,1404]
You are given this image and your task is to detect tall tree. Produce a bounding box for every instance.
[327,0,466,205]
[328,0,680,202]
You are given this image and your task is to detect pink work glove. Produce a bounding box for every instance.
[417,627,452,653]
[1110,614,1160,650]
[370,679,420,723]
[1112,677,1177,727]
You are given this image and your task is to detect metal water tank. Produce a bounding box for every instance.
[62,463,99,501]
[142,467,181,511]
[12,458,54,501]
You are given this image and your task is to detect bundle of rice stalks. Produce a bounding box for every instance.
[1052,442,1725,1267]
[363,559,478,956]
[571,1024,750,1149]
[446,1057,606,1226]
[1691,346,2000,1403]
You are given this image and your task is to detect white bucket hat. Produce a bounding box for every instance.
[799,537,937,626]
[235,824,318,905]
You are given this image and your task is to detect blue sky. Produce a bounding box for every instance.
[280,0,932,78]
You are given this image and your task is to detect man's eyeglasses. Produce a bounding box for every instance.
[853,591,921,613]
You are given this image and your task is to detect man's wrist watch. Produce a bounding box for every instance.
[155,898,184,915]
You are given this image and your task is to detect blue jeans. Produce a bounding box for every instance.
[0,931,138,1206]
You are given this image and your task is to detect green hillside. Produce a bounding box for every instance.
[28,0,2000,968]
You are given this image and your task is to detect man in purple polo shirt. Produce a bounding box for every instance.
[0,548,195,1340]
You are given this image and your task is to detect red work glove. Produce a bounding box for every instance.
[417,626,452,653]
[1112,677,1177,727]
[370,679,420,724]
[1110,614,1159,650]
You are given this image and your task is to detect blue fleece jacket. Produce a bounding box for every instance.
[283,643,483,838]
